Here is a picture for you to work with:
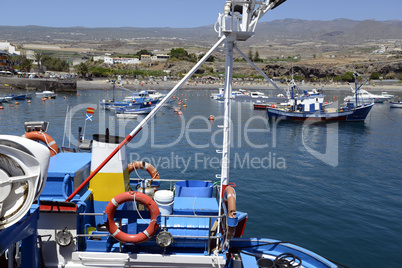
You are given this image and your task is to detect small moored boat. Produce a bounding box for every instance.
[390,101,402,108]
[35,90,57,98]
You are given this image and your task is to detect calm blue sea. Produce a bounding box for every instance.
[1,86,401,267]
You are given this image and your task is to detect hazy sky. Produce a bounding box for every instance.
[1,0,400,28]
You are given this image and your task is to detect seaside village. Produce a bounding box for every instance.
[0,41,171,79]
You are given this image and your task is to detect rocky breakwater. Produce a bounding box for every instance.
[261,61,402,80]
[0,77,77,92]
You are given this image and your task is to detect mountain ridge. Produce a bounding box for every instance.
[1,19,401,46]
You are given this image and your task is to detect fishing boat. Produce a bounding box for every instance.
[390,101,402,108]
[35,90,57,98]
[0,96,10,103]
[267,74,374,122]
[5,94,27,100]
[0,95,14,102]
[99,82,160,110]
[123,90,164,102]
[212,88,247,100]
[253,101,270,109]
[343,89,393,104]
[115,106,155,115]
[0,1,342,267]
[212,88,287,103]
[116,113,138,119]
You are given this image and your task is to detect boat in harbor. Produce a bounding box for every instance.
[212,87,288,103]
[0,96,11,103]
[3,94,27,100]
[267,74,374,122]
[253,101,270,109]
[99,82,160,110]
[0,1,341,267]
[35,90,57,98]
[390,100,402,108]
[343,88,393,104]
[115,106,155,115]
[123,89,164,102]
[116,113,138,119]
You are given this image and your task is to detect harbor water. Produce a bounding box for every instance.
[0,87,401,267]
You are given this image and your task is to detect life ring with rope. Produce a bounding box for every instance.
[22,131,60,157]
[104,191,160,244]
[223,186,237,240]
[128,161,160,180]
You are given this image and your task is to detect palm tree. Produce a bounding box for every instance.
[20,58,33,72]
[75,62,89,77]
[34,53,43,73]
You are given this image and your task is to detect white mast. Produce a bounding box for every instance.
[215,0,287,251]
[216,0,287,195]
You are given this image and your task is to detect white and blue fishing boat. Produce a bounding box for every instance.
[100,82,160,110]
[115,106,155,115]
[123,89,164,103]
[0,1,343,267]
[267,74,374,122]
[4,94,27,100]
[389,100,402,108]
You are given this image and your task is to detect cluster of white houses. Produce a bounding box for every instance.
[1,40,170,70]
[95,54,169,65]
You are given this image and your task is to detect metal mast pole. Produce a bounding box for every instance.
[220,40,234,196]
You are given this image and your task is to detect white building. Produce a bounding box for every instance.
[151,54,169,61]
[0,41,21,55]
[104,56,140,65]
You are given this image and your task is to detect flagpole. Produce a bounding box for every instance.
[82,114,87,141]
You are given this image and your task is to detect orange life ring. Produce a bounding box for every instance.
[128,161,160,180]
[223,186,237,239]
[105,191,160,244]
[22,131,60,157]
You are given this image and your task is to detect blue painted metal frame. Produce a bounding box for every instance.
[0,205,40,267]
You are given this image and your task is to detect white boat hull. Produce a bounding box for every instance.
[390,102,402,108]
